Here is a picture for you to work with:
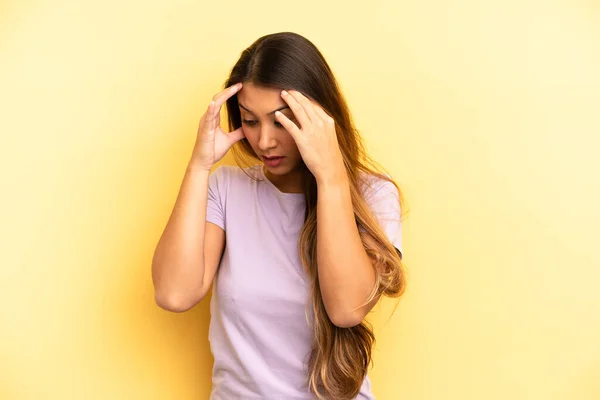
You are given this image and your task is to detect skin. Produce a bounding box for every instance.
[153,82,379,327]
[152,84,245,312]
[240,83,379,327]
[237,82,305,193]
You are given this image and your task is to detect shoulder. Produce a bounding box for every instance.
[210,164,250,180]
[210,164,260,186]
[359,172,400,207]
[359,171,403,251]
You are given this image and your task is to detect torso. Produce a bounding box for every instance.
[207,165,376,399]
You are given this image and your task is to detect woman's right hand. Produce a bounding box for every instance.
[190,83,245,170]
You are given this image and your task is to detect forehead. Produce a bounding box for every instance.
[237,83,285,114]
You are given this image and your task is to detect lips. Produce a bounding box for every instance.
[262,155,285,168]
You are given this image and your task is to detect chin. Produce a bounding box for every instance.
[264,159,304,176]
[264,164,293,176]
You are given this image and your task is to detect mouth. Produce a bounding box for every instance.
[262,155,285,168]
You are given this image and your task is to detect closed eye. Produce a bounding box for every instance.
[242,119,287,129]
[242,119,258,126]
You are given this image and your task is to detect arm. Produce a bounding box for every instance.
[151,163,225,312]
[151,83,244,313]
[275,89,383,328]
[316,173,378,328]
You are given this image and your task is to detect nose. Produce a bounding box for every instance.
[257,125,278,152]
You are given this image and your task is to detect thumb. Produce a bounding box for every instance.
[226,127,245,146]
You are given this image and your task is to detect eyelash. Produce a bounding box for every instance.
[242,119,285,128]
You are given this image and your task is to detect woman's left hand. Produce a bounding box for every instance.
[275,90,346,185]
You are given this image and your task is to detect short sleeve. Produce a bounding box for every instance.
[364,178,403,256]
[206,166,226,230]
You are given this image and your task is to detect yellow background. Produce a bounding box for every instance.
[1,0,599,399]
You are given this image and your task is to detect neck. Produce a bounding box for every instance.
[264,165,306,194]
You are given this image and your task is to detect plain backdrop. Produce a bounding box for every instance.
[1,0,599,399]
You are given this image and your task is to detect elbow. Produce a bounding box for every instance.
[327,309,365,328]
[154,291,202,313]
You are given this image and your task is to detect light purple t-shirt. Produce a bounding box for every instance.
[206,164,402,399]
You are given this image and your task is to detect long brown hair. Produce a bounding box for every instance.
[224,32,406,399]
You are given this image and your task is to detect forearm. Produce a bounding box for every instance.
[151,162,210,307]
[316,173,376,328]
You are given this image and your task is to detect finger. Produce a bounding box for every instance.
[207,101,218,132]
[212,82,243,113]
[226,127,245,146]
[214,102,221,129]
[275,110,302,141]
[206,99,215,115]
[288,90,319,123]
[281,90,311,129]
[201,101,216,132]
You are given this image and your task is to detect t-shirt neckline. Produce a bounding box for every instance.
[256,165,305,200]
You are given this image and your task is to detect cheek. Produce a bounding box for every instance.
[241,126,256,143]
[281,132,299,151]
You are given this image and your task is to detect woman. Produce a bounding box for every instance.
[152,32,405,400]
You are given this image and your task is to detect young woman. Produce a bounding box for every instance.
[152,32,405,400]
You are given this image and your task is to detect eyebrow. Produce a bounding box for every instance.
[239,103,290,116]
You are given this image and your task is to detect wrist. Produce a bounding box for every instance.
[315,166,349,189]
[187,160,213,176]
[188,158,213,173]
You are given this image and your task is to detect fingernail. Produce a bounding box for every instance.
[281,90,288,96]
